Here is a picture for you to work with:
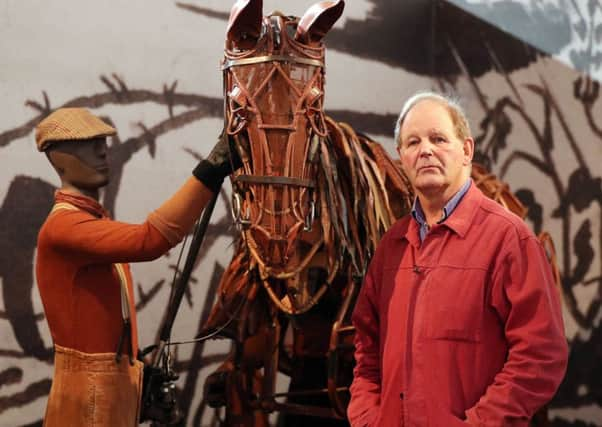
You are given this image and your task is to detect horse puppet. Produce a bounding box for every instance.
[199,1,411,425]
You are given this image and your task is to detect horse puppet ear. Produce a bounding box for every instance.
[295,0,344,46]
[226,0,263,49]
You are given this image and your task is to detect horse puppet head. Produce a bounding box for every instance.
[222,0,347,315]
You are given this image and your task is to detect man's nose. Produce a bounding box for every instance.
[94,140,108,157]
[418,140,433,156]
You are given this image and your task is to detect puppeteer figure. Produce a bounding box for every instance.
[35,108,236,426]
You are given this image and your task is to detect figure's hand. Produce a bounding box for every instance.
[192,131,242,193]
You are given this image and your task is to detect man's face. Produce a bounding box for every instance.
[47,137,110,190]
[397,99,473,199]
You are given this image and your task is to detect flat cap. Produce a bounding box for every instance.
[35,108,116,151]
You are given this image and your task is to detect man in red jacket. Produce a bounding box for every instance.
[35,108,237,426]
[347,92,568,427]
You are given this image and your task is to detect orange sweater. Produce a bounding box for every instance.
[36,178,211,356]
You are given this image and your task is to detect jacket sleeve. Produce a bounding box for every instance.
[348,249,383,427]
[45,210,172,264]
[45,177,214,264]
[147,177,214,245]
[465,234,568,425]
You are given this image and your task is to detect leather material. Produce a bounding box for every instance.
[295,1,345,45]
[470,162,528,218]
[226,0,263,48]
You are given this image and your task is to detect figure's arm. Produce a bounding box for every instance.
[46,133,239,263]
[465,235,568,426]
[150,131,241,245]
[348,257,382,427]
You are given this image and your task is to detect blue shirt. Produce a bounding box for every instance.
[411,179,472,242]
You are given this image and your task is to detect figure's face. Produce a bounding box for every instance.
[47,137,110,190]
[397,99,473,199]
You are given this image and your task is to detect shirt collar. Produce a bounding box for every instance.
[54,190,109,218]
[411,178,472,228]
[441,178,472,221]
[398,178,483,245]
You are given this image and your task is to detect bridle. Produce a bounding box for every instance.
[222,13,337,313]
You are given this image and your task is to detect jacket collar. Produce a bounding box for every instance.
[441,182,481,238]
[399,181,483,245]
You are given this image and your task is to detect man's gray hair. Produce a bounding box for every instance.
[394,91,471,147]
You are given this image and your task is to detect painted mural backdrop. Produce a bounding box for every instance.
[0,1,600,426]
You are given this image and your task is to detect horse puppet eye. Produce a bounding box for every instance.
[228,86,247,109]
[305,87,323,114]
[227,85,250,135]
[307,87,322,106]
[305,87,326,136]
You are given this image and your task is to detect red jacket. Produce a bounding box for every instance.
[348,184,568,427]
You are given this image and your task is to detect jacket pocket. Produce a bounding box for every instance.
[423,267,485,342]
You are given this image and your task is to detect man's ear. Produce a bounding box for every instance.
[463,137,474,165]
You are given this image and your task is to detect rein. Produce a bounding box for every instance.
[233,174,315,188]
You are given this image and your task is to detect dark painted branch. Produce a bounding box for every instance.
[0,79,223,148]
[176,2,229,20]
[0,379,51,414]
[326,110,397,138]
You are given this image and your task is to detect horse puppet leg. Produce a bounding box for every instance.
[223,305,280,426]
[275,281,356,427]
[202,252,272,427]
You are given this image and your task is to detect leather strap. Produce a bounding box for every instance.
[114,263,135,365]
[222,55,324,70]
[233,174,315,188]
